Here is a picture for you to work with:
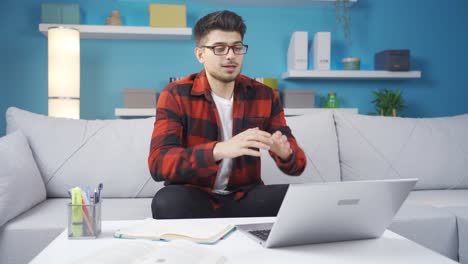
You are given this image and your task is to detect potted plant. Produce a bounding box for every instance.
[335,0,353,46]
[371,89,406,117]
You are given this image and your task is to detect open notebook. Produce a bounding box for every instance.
[114,219,236,244]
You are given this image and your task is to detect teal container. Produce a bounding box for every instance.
[41,3,80,24]
[342,57,361,70]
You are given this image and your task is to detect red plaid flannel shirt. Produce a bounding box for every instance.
[148,70,306,196]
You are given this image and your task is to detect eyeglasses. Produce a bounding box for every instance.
[200,44,248,55]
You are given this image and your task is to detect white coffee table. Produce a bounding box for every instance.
[30,217,457,264]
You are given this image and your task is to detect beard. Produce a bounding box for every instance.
[208,66,242,83]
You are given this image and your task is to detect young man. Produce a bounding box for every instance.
[148,10,306,219]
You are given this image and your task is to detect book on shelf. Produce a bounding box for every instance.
[114,218,236,244]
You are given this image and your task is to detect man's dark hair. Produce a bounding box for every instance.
[194,10,247,46]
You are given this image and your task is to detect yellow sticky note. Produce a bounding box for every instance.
[149,4,186,28]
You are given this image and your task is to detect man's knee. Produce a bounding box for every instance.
[232,184,289,217]
[151,186,173,219]
[151,185,214,219]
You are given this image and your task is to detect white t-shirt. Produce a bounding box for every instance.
[211,91,233,195]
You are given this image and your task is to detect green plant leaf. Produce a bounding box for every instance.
[370,88,406,116]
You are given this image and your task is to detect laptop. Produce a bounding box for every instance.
[236,178,417,248]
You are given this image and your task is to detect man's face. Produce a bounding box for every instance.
[195,30,245,84]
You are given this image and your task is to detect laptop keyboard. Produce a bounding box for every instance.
[249,229,271,241]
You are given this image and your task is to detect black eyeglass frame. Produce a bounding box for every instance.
[200,44,249,55]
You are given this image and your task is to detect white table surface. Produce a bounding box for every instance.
[30,217,457,264]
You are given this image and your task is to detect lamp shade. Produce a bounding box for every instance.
[48,27,80,119]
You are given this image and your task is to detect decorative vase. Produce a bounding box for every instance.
[380,108,398,117]
[106,10,122,26]
[325,92,340,108]
[342,57,360,70]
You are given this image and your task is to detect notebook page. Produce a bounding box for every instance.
[115,218,234,240]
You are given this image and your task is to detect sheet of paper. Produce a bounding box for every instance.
[75,240,226,264]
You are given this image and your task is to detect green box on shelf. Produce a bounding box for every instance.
[41,3,80,24]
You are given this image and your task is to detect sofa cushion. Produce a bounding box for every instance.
[0,131,46,227]
[262,111,341,184]
[445,207,468,264]
[6,107,162,198]
[334,112,468,189]
[406,190,468,208]
[389,203,458,260]
[0,198,152,264]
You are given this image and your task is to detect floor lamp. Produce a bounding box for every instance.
[48,27,80,119]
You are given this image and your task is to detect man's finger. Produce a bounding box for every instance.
[242,148,261,157]
[241,137,271,149]
[251,129,272,138]
[245,141,270,150]
[246,134,273,145]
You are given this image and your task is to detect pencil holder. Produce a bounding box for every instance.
[67,201,102,239]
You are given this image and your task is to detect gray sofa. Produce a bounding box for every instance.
[1,107,467,264]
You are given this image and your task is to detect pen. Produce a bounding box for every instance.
[97,183,103,203]
[85,186,91,202]
[93,189,98,204]
[81,193,94,235]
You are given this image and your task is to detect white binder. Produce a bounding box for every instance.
[287,31,308,71]
[312,32,331,70]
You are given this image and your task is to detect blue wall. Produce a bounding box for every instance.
[1,0,468,136]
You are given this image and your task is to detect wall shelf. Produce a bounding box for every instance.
[191,0,357,7]
[115,107,358,117]
[282,70,422,80]
[39,24,192,40]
